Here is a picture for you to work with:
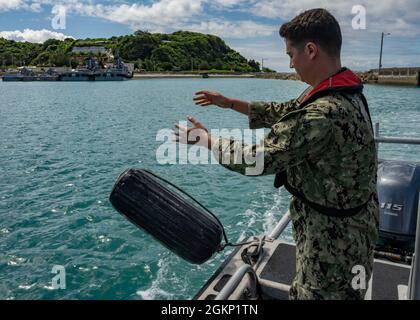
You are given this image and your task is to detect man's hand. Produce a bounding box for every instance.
[173,116,211,149]
[194,90,250,115]
[194,90,231,108]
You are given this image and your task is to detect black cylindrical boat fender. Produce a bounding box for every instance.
[109,169,224,264]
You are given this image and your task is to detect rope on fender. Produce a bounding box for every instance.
[241,236,266,266]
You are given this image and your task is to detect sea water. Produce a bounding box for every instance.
[0,79,419,299]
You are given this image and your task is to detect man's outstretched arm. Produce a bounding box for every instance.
[194,90,302,128]
[210,106,332,176]
[173,108,331,176]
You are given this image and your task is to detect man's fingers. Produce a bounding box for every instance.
[174,123,187,130]
[174,117,206,135]
[172,132,179,142]
[194,98,213,105]
[193,96,207,101]
[174,124,189,136]
[196,101,211,106]
[194,98,210,104]
[187,116,201,127]
[198,102,212,107]
[195,90,210,95]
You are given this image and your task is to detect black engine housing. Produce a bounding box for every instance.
[377,160,420,253]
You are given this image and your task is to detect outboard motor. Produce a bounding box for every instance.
[377,160,420,254]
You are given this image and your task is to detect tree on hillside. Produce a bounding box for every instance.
[0,31,260,72]
[248,59,260,72]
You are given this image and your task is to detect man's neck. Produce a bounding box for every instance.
[311,60,343,87]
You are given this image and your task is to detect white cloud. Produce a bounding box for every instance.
[61,0,276,38]
[0,0,25,11]
[249,0,420,36]
[0,28,73,43]
[236,0,420,70]
[342,53,420,71]
[68,0,204,29]
[228,39,287,71]
[209,0,252,8]
[186,20,276,39]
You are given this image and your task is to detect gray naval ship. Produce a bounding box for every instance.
[194,124,420,300]
[2,67,59,81]
[2,56,133,82]
[59,55,133,81]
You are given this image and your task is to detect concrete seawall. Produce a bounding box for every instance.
[364,67,420,86]
[132,73,256,79]
[131,72,300,80]
[3,68,418,86]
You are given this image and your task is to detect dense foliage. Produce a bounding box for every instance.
[0,31,262,72]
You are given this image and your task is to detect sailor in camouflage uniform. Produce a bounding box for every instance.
[175,9,378,299]
[246,87,378,299]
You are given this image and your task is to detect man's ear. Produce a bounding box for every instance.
[305,42,318,60]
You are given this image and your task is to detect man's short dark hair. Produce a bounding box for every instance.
[279,8,342,57]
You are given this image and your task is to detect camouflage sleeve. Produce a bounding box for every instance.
[212,105,333,176]
[248,98,299,129]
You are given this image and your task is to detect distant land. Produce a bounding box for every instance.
[0,30,275,73]
[1,30,418,86]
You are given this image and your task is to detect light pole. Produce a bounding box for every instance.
[378,32,391,75]
[261,58,267,72]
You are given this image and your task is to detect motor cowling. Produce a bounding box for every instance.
[377,160,420,253]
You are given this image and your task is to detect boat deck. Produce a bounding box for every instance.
[195,240,411,300]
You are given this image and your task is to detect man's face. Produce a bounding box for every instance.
[285,39,311,84]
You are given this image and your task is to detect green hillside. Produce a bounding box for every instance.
[0,30,261,72]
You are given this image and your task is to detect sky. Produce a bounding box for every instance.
[0,0,419,71]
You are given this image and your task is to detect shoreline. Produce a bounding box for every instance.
[132,73,256,79]
[1,70,418,87]
[130,72,301,80]
[133,71,419,86]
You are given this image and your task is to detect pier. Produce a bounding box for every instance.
[375,67,419,86]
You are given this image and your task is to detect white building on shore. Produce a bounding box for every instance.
[71,46,110,55]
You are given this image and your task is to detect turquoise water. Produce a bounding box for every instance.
[0,79,419,300]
